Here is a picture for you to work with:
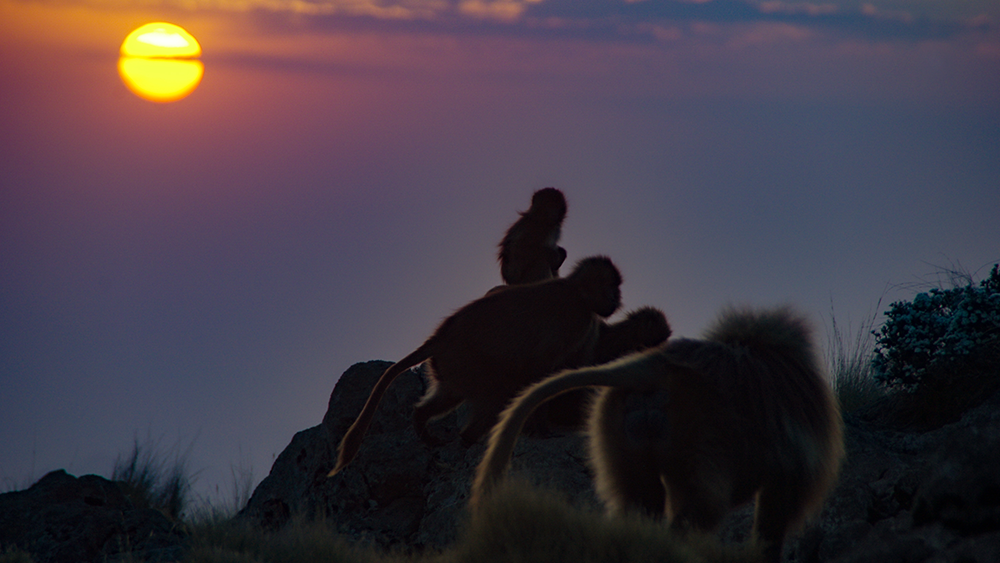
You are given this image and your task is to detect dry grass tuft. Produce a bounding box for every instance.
[439,480,760,563]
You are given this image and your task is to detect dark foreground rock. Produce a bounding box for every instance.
[795,391,1000,563]
[242,360,1000,562]
[0,470,187,563]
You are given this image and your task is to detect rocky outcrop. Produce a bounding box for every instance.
[242,360,1000,561]
[239,360,598,548]
[803,392,1000,563]
[0,470,187,563]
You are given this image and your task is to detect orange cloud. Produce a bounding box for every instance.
[459,0,526,22]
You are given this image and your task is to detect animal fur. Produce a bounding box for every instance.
[471,306,844,563]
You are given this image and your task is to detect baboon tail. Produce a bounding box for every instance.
[328,342,435,477]
[469,351,666,508]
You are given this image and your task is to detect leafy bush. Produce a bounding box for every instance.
[872,265,1000,390]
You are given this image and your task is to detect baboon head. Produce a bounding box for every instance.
[530,187,567,224]
[569,256,622,318]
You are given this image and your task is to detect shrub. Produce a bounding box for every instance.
[112,437,191,520]
[825,302,884,412]
[871,264,1000,390]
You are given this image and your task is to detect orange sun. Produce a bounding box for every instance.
[118,23,203,103]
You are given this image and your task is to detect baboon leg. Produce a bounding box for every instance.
[459,401,505,446]
[592,391,667,517]
[413,384,463,446]
[597,457,667,518]
[670,495,729,533]
[666,470,731,532]
[753,484,801,563]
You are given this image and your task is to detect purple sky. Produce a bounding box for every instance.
[2,0,998,505]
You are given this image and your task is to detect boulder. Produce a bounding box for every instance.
[0,470,186,563]
[239,360,598,549]
[798,391,1000,563]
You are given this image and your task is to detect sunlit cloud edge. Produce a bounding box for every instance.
[17,0,996,42]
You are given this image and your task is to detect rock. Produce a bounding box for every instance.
[912,424,1000,533]
[0,470,187,563]
[239,360,597,550]
[816,391,1000,563]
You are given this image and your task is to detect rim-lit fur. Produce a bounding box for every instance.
[472,306,844,563]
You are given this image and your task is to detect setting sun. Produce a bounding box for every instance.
[118,57,204,103]
[118,22,202,103]
[121,22,201,58]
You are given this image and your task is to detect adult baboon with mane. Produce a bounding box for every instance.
[472,306,844,563]
[328,256,623,476]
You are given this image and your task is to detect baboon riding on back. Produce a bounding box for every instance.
[329,256,624,476]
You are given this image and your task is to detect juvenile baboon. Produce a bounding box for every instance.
[472,306,844,563]
[498,187,568,285]
[328,256,623,477]
[543,306,672,428]
[592,306,672,365]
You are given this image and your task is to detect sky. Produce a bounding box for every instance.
[1,0,998,506]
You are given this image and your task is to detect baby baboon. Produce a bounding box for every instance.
[472,306,844,563]
[498,187,568,285]
[328,256,623,477]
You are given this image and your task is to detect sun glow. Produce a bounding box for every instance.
[121,22,201,58]
[119,22,203,103]
[118,57,204,103]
